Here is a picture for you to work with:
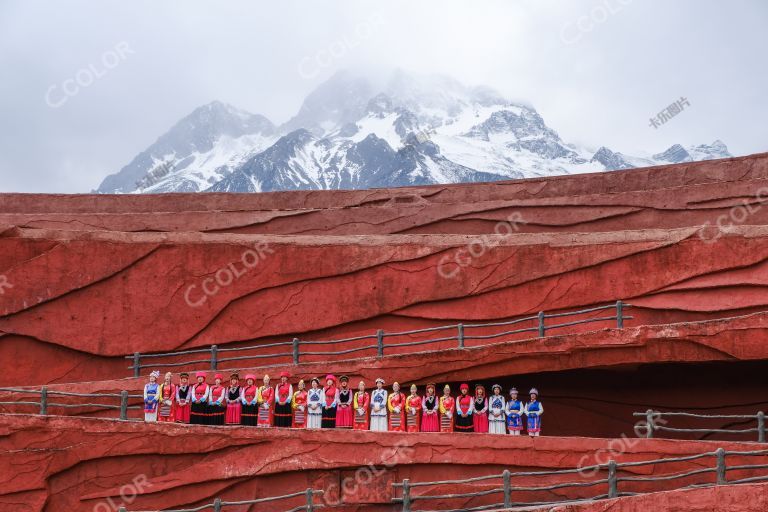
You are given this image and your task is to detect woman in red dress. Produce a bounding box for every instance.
[387,381,406,432]
[439,384,455,433]
[405,384,422,433]
[335,375,354,428]
[257,374,274,427]
[455,383,475,433]
[208,373,226,426]
[175,372,192,424]
[473,384,489,433]
[157,372,176,423]
[321,374,339,428]
[274,371,294,428]
[240,374,258,426]
[421,383,440,432]
[353,380,370,430]
[291,379,308,428]
[190,372,209,425]
[225,372,242,425]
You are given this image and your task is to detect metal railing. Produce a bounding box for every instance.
[118,488,324,512]
[635,410,767,443]
[0,386,141,420]
[391,447,768,511]
[126,301,632,377]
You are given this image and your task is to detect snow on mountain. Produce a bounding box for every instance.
[97,71,734,195]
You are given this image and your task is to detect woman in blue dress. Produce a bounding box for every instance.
[525,388,544,436]
[505,387,524,435]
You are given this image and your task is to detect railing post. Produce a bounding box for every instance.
[616,300,624,329]
[120,390,129,420]
[40,386,48,416]
[401,479,411,512]
[607,460,618,498]
[377,329,385,358]
[305,488,315,512]
[210,345,218,371]
[293,338,300,365]
[758,411,765,443]
[645,409,655,439]
[213,497,222,512]
[457,323,464,349]
[502,469,511,508]
[537,311,545,337]
[715,448,727,485]
[133,352,141,378]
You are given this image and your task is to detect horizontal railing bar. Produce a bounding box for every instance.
[217,353,292,362]
[727,475,768,485]
[130,359,211,369]
[463,316,537,329]
[385,324,459,337]
[722,449,768,456]
[463,326,540,340]
[0,401,40,406]
[655,426,758,434]
[126,347,211,359]
[217,341,296,352]
[633,411,759,419]
[410,488,503,501]
[545,316,618,330]
[388,336,457,348]
[506,478,610,492]
[543,304,616,318]
[726,463,768,471]
[48,402,123,409]
[300,345,379,356]
[401,473,501,487]
[301,334,379,345]
[616,451,715,467]
[617,467,715,483]
[221,489,322,504]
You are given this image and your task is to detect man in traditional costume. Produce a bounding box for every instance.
[292,379,308,428]
[208,373,226,426]
[321,374,339,428]
[225,372,241,425]
[505,387,524,435]
[387,382,406,432]
[307,377,323,429]
[335,375,353,429]
[190,371,209,425]
[525,388,543,436]
[157,372,176,423]
[406,384,422,433]
[143,370,160,422]
[439,384,455,433]
[257,374,274,427]
[274,371,294,428]
[353,380,370,430]
[175,372,192,423]
[488,384,506,434]
[369,378,388,432]
[455,383,475,433]
[240,374,259,426]
[473,384,489,433]
[420,383,440,432]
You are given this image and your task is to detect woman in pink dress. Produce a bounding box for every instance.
[335,375,354,428]
[420,383,440,432]
[473,384,489,433]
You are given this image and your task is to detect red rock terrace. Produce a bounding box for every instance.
[1,153,768,511]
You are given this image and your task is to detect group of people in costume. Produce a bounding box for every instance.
[143,371,544,435]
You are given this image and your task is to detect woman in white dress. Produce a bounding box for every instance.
[369,378,388,432]
[488,384,507,434]
[306,377,323,429]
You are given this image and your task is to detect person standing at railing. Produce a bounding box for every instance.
[208,373,226,426]
[439,385,455,433]
[274,371,293,428]
[473,384,489,433]
[406,384,422,432]
[157,372,176,423]
[370,378,388,432]
[524,388,543,436]
[240,374,259,426]
[225,373,242,425]
[388,382,406,432]
[335,376,353,429]
[291,379,308,428]
[488,384,506,435]
[190,371,209,425]
[505,387,524,436]
[175,372,192,423]
[353,380,370,430]
[455,383,474,433]
[321,374,339,428]
[143,370,160,422]
[421,383,440,432]
[307,377,323,429]
[257,374,275,428]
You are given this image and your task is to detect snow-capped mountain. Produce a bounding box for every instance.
[96,71,733,194]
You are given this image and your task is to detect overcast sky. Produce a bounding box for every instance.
[0,0,766,193]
